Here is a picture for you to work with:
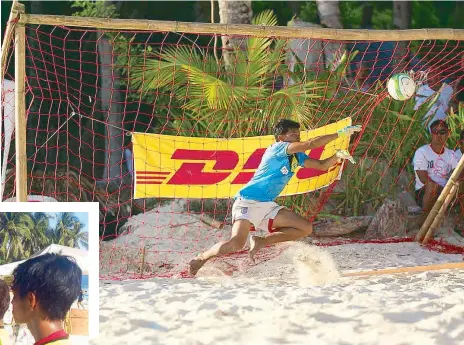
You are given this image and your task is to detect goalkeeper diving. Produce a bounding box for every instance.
[188,119,361,276]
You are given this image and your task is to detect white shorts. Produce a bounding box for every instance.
[232,198,285,232]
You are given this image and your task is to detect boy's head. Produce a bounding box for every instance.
[429,120,449,147]
[0,279,10,321]
[274,119,301,143]
[11,254,82,324]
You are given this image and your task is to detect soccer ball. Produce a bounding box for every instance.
[387,73,416,101]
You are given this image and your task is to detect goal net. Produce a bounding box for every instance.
[1,12,463,279]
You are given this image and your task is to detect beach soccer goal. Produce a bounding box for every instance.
[1,1,463,279]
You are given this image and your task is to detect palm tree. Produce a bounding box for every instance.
[52,212,88,249]
[131,10,323,138]
[0,212,34,262]
[29,212,52,252]
[315,0,344,69]
[392,0,412,71]
[217,0,253,69]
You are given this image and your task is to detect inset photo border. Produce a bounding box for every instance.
[0,202,99,344]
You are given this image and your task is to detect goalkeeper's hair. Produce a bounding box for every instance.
[274,119,300,139]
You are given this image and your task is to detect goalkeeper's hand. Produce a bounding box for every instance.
[337,125,362,137]
[336,149,356,164]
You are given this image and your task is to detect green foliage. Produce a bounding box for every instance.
[71,1,119,18]
[334,158,386,216]
[447,103,464,150]
[130,10,323,137]
[0,212,88,264]
[355,91,435,175]
[298,0,458,30]
[0,213,34,262]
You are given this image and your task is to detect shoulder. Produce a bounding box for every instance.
[415,145,429,154]
[268,142,289,154]
[442,84,454,94]
[444,147,459,159]
[416,84,431,95]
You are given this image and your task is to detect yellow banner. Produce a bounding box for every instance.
[133,117,352,199]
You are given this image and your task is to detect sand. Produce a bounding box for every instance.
[95,241,464,345]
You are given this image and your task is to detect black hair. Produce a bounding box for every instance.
[12,253,82,320]
[274,119,300,140]
[430,120,448,132]
[460,130,464,140]
[0,279,10,319]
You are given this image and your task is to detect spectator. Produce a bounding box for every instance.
[11,254,82,345]
[414,67,454,131]
[0,279,11,345]
[413,120,460,214]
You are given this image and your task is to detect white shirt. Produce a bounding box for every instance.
[414,83,453,129]
[413,144,459,190]
[455,149,462,161]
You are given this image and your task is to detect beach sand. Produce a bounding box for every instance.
[95,241,464,345]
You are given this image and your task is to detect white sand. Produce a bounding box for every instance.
[95,241,464,345]
[99,199,464,280]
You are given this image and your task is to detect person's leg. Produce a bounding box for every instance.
[422,181,442,213]
[188,219,251,276]
[249,208,312,263]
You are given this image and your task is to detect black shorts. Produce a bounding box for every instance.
[415,187,425,207]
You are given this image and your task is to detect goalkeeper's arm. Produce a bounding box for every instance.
[287,125,361,154]
[303,155,340,171]
[303,149,356,171]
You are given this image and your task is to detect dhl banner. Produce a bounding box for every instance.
[133,117,352,199]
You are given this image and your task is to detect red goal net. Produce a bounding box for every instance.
[1,13,463,279]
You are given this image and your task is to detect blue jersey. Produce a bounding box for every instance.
[236,142,308,202]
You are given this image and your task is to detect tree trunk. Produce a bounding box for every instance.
[217,0,252,69]
[316,0,343,28]
[392,1,412,71]
[97,33,124,188]
[286,19,324,86]
[312,216,373,237]
[315,0,344,70]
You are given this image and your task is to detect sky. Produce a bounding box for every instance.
[47,212,88,233]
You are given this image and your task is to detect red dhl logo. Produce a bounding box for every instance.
[136,146,338,185]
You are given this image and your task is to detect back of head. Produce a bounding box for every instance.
[0,279,10,319]
[12,253,82,321]
[274,119,300,140]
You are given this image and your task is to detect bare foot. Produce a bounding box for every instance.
[188,258,206,277]
[248,235,265,264]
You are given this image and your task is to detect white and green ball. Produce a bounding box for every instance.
[387,73,416,101]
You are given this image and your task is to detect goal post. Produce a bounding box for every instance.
[2,3,463,278]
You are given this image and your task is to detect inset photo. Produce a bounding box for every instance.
[0,203,99,345]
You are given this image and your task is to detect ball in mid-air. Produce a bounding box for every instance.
[387,73,416,101]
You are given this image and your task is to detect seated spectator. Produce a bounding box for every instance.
[11,254,82,345]
[0,279,11,345]
[414,67,454,131]
[413,120,460,214]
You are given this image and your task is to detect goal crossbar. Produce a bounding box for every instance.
[19,13,464,41]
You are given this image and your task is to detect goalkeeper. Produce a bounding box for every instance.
[189,119,361,276]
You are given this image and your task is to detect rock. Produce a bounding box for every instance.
[364,198,408,239]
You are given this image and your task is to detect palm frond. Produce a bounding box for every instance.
[267,82,324,128]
